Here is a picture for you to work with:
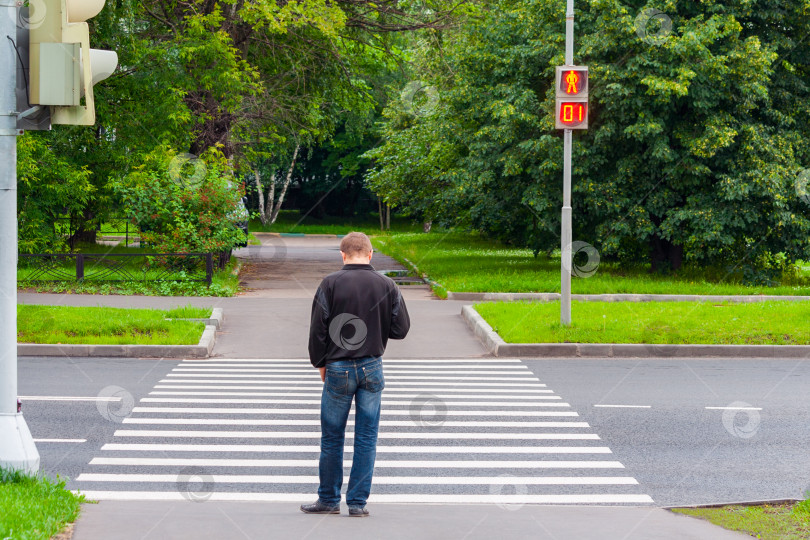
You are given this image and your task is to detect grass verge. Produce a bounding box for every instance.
[0,468,84,540]
[164,305,213,319]
[672,499,810,540]
[474,300,810,345]
[373,232,810,296]
[18,305,206,345]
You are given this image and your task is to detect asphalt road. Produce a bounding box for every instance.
[525,357,810,507]
[19,355,810,507]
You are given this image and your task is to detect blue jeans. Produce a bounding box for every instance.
[318,356,384,507]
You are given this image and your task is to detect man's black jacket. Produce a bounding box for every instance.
[309,264,410,367]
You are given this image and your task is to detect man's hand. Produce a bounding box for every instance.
[319,367,326,382]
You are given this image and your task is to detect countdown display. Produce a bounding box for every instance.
[558,102,588,127]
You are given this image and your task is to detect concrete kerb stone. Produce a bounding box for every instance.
[460,305,506,353]
[252,232,342,238]
[172,307,224,329]
[17,324,217,359]
[460,305,810,359]
[449,292,810,303]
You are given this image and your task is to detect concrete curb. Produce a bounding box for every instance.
[173,307,224,329]
[666,498,801,510]
[18,324,217,358]
[252,232,343,238]
[460,305,810,358]
[449,292,810,302]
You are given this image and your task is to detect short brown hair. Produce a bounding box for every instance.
[340,232,372,257]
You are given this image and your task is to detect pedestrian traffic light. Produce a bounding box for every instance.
[555,66,588,129]
[26,0,117,126]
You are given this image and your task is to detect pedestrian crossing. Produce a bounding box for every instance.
[74,358,654,505]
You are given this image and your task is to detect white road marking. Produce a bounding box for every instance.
[77,473,635,485]
[74,491,654,504]
[705,406,762,410]
[121,418,590,427]
[100,443,611,454]
[181,358,524,364]
[170,372,536,381]
[131,407,578,417]
[88,457,623,468]
[19,396,121,402]
[594,405,652,409]
[33,438,87,443]
[112,430,601,440]
[179,364,531,370]
[163,376,545,387]
[146,392,561,401]
[139,398,571,407]
[153,385,555,394]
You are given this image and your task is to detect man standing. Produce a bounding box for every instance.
[302,232,411,517]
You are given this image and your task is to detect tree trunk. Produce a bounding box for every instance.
[269,144,300,224]
[650,235,684,272]
[253,167,268,226]
[385,204,391,230]
[378,197,384,231]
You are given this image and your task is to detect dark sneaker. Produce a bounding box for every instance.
[300,500,340,514]
[348,506,369,517]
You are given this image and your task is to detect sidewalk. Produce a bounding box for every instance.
[71,501,749,540]
[17,237,488,359]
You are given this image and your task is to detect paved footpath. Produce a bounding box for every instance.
[17,236,748,539]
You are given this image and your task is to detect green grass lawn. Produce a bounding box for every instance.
[249,210,422,235]
[18,305,206,345]
[373,232,810,296]
[474,300,810,345]
[163,305,213,319]
[0,469,84,540]
[672,500,810,540]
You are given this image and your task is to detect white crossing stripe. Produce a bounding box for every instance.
[154,385,554,394]
[155,384,562,399]
[181,358,524,364]
[173,369,533,376]
[148,391,560,400]
[179,364,532,370]
[100,443,612,454]
[140,398,571,407]
[77,473,635,485]
[163,377,546,387]
[74,491,654,504]
[169,373,536,381]
[89,457,625,468]
[113,430,601,440]
[122,418,590,427]
[131,407,579,417]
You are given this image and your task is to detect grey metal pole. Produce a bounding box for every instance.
[0,3,40,474]
[561,0,574,326]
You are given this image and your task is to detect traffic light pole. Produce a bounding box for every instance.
[0,4,40,474]
[561,0,574,326]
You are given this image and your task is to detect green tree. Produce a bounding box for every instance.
[367,0,810,275]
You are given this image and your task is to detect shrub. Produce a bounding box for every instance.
[115,146,245,267]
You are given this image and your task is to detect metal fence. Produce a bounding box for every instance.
[18,253,214,286]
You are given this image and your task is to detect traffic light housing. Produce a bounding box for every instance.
[555,66,588,130]
[25,0,117,126]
